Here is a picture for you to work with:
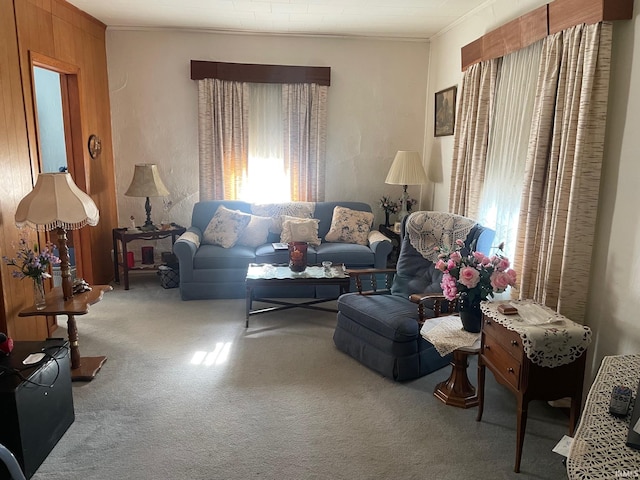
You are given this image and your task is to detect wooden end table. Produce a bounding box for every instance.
[434,343,481,408]
[112,225,185,290]
[19,285,112,381]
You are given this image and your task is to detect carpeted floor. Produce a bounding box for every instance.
[30,274,570,479]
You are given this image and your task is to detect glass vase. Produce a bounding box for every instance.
[288,242,308,273]
[458,292,482,333]
[33,277,46,311]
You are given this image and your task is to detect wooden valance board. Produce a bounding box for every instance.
[191,60,331,86]
[461,0,633,70]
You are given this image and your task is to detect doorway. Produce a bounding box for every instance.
[30,54,88,284]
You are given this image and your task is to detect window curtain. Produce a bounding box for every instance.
[197,78,248,200]
[283,83,328,202]
[478,42,543,262]
[514,22,613,322]
[449,58,500,218]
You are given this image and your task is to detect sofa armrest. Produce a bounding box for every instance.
[173,227,203,281]
[367,230,393,269]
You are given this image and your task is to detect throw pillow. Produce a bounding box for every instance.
[202,206,251,248]
[251,202,315,234]
[325,206,374,246]
[237,215,272,248]
[280,215,321,246]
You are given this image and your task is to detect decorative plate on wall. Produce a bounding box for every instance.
[88,134,102,159]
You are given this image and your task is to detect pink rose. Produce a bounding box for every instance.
[473,251,486,263]
[497,258,510,272]
[455,239,465,247]
[506,269,517,285]
[459,266,480,289]
[441,273,458,301]
[447,259,457,270]
[481,256,491,266]
[491,271,512,291]
[435,259,447,272]
[450,251,462,263]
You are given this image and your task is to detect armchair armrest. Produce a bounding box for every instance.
[368,231,393,269]
[409,293,459,326]
[173,227,202,281]
[346,268,396,295]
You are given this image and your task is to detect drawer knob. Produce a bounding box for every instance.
[485,345,491,350]
[507,367,514,373]
[486,319,492,325]
[511,340,518,346]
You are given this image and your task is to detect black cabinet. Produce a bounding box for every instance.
[0,340,74,479]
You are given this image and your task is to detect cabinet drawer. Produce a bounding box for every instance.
[483,315,523,361]
[483,334,521,390]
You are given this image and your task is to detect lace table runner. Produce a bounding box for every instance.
[480,300,592,368]
[567,354,640,479]
[420,315,481,357]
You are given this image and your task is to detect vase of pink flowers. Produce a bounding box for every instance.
[435,240,517,332]
[3,236,60,310]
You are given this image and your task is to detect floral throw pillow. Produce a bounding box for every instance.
[280,216,321,246]
[325,206,374,246]
[236,215,272,248]
[202,206,251,248]
[251,202,315,234]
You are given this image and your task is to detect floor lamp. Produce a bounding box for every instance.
[15,172,99,300]
[385,151,428,222]
[124,163,170,231]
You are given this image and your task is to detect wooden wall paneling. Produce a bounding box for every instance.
[0,0,48,339]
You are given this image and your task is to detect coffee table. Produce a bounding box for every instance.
[245,263,350,327]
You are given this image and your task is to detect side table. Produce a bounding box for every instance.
[567,354,640,479]
[112,225,185,289]
[476,300,590,473]
[378,224,401,266]
[19,285,112,381]
[421,315,482,408]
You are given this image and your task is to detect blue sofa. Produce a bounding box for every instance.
[173,200,392,300]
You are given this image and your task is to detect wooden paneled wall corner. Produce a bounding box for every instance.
[0,0,117,339]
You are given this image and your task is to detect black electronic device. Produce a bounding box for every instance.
[0,340,74,479]
[626,378,640,451]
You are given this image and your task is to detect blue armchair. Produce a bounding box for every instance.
[333,211,495,381]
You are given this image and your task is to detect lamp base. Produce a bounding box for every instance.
[139,224,158,232]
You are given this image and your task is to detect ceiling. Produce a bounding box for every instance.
[67,0,491,40]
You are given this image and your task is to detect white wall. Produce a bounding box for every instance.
[106,30,430,230]
[427,0,640,380]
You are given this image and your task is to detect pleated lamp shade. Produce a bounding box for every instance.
[385,151,428,186]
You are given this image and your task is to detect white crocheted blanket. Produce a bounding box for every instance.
[406,211,477,261]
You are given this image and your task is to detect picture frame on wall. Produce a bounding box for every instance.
[434,86,457,137]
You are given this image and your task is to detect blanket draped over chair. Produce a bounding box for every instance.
[406,211,477,262]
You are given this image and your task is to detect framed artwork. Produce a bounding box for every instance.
[434,86,457,137]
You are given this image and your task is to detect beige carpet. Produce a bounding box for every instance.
[31,273,570,479]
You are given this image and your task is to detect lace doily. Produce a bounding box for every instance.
[420,315,481,356]
[406,212,477,261]
[567,355,640,478]
[480,299,592,368]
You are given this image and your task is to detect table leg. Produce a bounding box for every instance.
[113,232,120,284]
[245,285,252,328]
[514,397,528,473]
[122,242,130,290]
[434,349,479,408]
[476,360,486,421]
[66,314,107,382]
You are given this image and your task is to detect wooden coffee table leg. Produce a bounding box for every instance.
[433,349,479,408]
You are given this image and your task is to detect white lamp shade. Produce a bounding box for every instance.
[385,151,428,186]
[15,172,99,231]
[125,164,170,197]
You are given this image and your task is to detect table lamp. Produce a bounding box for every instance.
[385,151,428,221]
[15,172,100,300]
[124,163,170,231]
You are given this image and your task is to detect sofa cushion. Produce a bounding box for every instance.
[255,244,318,265]
[280,215,321,246]
[237,215,272,248]
[251,202,315,234]
[325,206,374,245]
[194,244,256,270]
[202,206,252,248]
[315,243,374,266]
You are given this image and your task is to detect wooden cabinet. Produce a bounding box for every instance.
[476,313,587,473]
